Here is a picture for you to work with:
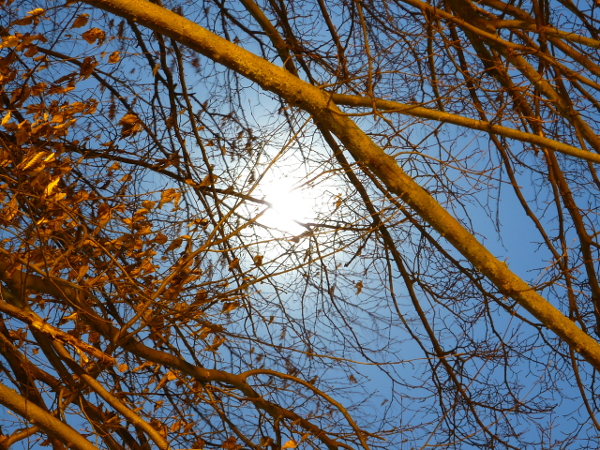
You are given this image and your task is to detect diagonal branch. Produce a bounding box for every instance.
[0,381,100,450]
[78,0,600,371]
[328,93,600,164]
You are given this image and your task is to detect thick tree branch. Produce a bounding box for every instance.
[0,382,100,450]
[77,0,600,370]
[328,93,600,164]
[78,0,600,371]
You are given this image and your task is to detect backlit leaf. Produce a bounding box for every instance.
[1,36,19,49]
[27,8,45,16]
[158,188,180,209]
[71,13,89,29]
[1,111,11,127]
[44,176,61,196]
[17,151,46,171]
[81,28,105,45]
[108,51,120,64]
[118,113,143,137]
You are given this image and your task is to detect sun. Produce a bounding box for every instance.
[259,174,316,236]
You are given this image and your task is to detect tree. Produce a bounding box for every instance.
[0,0,599,448]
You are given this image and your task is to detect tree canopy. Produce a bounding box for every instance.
[1,0,600,448]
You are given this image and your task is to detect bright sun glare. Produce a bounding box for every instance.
[259,175,316,236]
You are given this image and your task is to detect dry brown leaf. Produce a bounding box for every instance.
[81,28,105,45]
[71,13,89,29]
[117,113,143,137]
[108,51,120,64]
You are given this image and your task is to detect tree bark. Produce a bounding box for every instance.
[0,382,100,450]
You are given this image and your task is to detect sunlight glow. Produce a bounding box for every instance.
[259,175,316,236]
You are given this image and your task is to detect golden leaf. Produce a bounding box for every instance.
[108,51,120,64]
[1,111,11,127]
[1,36,20,49]
[44,176,61,196]
[67,102,86,114]
[27,8,45,16]
[71,13,89,29]
[81,28,105,45]
[132,361,155,372]
[158,188,180,208]
[17,151,46,171]
[154,373,170,391]
[282,440,297,449]
[118,113,143,137]
[118,363,128,373]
